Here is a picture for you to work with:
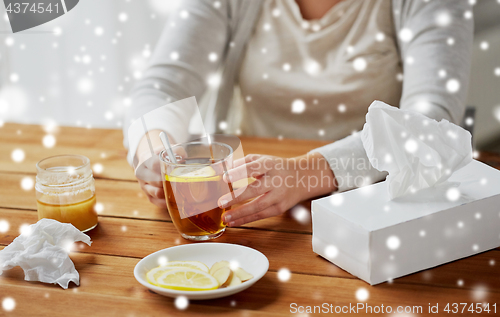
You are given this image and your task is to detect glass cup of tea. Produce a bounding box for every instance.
[159,141,234,241]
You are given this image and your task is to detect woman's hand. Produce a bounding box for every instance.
[134,129,169,208]
[218,152,337,227]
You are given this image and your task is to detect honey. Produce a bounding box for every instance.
[36,155,98,232]
[37,193,97,232]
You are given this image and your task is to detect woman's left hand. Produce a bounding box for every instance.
[218,153,337,227]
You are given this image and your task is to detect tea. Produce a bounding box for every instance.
[37,192,98,232]
[163,158,231,238]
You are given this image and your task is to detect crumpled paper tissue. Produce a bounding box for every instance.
[361,101,472,199]
[0,218,92,289]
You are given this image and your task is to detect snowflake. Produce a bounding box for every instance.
[446,187,460,201]
[386,236,400,250]
[77,78,94,94]
[480,41,489,50]
[303,59,321,76]
[11,149,25,162]
[465,117,474,126]
[291,99,306,114]
[157,256,168,266]
[218,121,228,130]
[352,57,367,72]
[207,73,221,88]
[419,230,426,237]
[438,69,447,78]
[399,28,413,42]
[21,176,34,191]
[318,129,325,136]
[94,27,104,36]
[472,285,487,301]
[282,63,291,72]
[19,223,31,236]
[447,37,455,46]
[324,245,338,259]
[272,8,281,17]
[53,27,62,36]
[118,12,128,22]
[208,52,218,62]
[384,153,392,163]
[494,67,500,77]
[5,37,14,46]
[175,296,189,310]
[94,202,104,214]
[213,1,221,9]
[435,12,452,27]
[464,10,473,19]
[329,194,344,206]
[277,268,291,282]
[10,73,19,83]
[2,297,15,312]
[104,111,114,120]
[263,23,271,31]
[457,279,464,286]
[311,24,321,32]
[179,10,189,19]
[170,51,179,60]
[93,163,104,174]
[375,32,385,42]
[404,139,418,153]
[82,55,91,64]
[291,205,310,224]
[0,220,9,233]
[493,105,500,122]
[121,226,127,232]
[355,288,369,301]
[42,134,56,148]
[446,79,460,93]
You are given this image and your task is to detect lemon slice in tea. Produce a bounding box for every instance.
[156,268,219,291]
[166,165,218,183]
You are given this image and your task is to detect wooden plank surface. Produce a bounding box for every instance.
[1,122,500,316]
[2,247,498,316]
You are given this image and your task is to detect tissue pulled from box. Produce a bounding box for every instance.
[0,218,91,289]
[360,101,472,199]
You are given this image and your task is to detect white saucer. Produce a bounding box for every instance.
[133,243,269,300]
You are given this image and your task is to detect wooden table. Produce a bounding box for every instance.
[1,123,499,316]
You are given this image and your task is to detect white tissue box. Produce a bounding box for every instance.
[311,160,500,285]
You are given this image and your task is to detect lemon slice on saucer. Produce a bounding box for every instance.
[163,261,209,272]
[147,261,209,285]
[156,268,219,291]
[166,166,218,182]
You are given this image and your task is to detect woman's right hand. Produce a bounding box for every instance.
[134,129,168,208]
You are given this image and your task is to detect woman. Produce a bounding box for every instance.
[124,0,473,227]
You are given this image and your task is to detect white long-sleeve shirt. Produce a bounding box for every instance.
[124,0,473,192]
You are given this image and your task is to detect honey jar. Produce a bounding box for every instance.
[35,155,98,232]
